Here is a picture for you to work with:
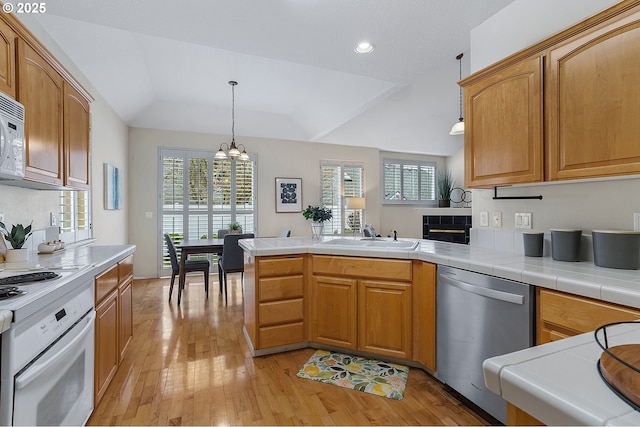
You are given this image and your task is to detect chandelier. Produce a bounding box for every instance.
[215,81,249,161]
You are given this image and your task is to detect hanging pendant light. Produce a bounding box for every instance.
[215,80,249,160]
[450,53,465,136]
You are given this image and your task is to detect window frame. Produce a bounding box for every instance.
[381,158,437,206]
[319,160,365,236]
[59,190,92,243]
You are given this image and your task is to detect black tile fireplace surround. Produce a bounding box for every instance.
[423,215,471,244]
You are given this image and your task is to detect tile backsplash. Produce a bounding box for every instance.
[470,228,594,262]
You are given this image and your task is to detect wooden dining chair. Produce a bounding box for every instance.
[218,233,254,304]
[164,233,210,302]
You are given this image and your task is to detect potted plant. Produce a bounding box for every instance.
[228,221,243,234]
[302,205,332,239]
[437,170,455,208]
[0,221,33,262]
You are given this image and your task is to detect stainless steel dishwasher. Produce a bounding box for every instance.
[435,265,534,424]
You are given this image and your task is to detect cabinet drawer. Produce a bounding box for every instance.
[95,264,118,304]
[312,255,412,281]
[259,299,303,326]
[118,255,133,282]
[538,289,640,334]
[259,275,304,302]
[260,322,305,349]
[258,256,304,277]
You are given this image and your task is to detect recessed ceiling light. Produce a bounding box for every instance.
[354,41,375,54]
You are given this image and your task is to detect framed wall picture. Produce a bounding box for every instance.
[104,163,122,210]
[275,177,302,212]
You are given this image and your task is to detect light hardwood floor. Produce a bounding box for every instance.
[88,276,491,426]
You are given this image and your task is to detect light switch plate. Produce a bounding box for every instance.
[49,212,57,226]
[515,212,532,229]
[492,212,502,228]
[480,211,489,227]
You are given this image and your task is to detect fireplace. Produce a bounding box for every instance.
[423,215,471,244]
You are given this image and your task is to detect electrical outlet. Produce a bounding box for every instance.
[515,212,532,229]
[492,212,502,228]
[480,211,489,227]
[634,213,640,231]
[50,212,57,226]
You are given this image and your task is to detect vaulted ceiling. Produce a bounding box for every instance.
[34,0,515,156]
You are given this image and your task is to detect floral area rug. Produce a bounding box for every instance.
[297,350,409,400]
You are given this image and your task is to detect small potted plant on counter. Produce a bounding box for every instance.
[0,221,33,262]
[302,205,332,239]
[228,221,243,234]
[437,170,455,208]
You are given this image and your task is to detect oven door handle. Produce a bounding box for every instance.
[15,310,96,390]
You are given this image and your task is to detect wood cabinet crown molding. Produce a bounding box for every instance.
[460,0,640,86]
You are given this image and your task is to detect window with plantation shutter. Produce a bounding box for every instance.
[159,148,256,276]
[383,159,436,205]
[319,161,364,236]
[59,190,91,242]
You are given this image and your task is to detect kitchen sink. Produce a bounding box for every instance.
[320,238,419,249]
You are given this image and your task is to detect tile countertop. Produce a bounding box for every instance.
[239,237,640,310]
[483,322,640,425]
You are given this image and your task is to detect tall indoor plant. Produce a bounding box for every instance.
[0,221,33,262]
[302,205,332,239]
[437,170,455,208]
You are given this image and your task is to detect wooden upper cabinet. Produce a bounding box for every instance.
[17,38,64,186]
[64,83,90,189]
[547,8,640,180]
[0,18,16,97]
[464,56,543,188]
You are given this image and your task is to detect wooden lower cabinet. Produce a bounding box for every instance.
[358,280,411,359]
[94,289,118,405]
[94,255,134,405]
[246,255,306,350]
[537,288,640,344]
[507,402,544,426]
[245,254,436,369]
[118,277,133,362]
[311,276,358,349]
[309,256,415,360]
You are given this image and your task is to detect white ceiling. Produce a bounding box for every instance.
[34,0,515,156]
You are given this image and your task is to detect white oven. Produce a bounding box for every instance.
[0,274,95,426]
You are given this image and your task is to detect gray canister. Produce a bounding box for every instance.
[523,231,544,257]
[551,229,582,262]
[592,230,640,269]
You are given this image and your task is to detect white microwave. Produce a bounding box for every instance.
[0,92,25,180]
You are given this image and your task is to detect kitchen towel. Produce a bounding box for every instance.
[297,349,408,400]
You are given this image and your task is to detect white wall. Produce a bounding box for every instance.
[469,0,639,236]
[0,15,129,247]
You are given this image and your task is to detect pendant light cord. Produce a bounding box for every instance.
[230,80,237,144]
[457,53,463,121]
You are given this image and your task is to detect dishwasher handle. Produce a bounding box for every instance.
[438,273,524,305]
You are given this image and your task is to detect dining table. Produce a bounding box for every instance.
[176,238,225,305]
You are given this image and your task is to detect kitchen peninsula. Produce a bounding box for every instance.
[240,236,640,425]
